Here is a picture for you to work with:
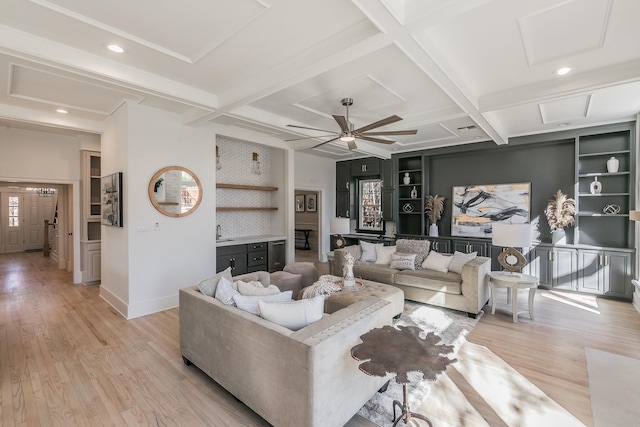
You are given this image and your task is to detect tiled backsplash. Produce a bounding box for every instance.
[216,135,274,239]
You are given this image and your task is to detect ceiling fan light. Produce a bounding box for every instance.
[340,135,356,142]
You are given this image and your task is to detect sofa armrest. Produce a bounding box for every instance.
[460,256,491,312]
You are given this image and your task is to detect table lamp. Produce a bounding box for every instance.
[330,217,350,249]
[492,223,532,275]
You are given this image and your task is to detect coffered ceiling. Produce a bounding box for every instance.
[0,0,638,159]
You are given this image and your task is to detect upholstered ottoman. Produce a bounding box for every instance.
[325,279,405,318]
[270,270,303,299]
[283,262,319,288]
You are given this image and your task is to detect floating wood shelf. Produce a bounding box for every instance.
[217,207,278,211]
[216,183,278,191]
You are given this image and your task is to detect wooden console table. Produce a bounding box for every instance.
[295,228,311,250]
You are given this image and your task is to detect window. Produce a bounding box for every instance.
[358,179,383,232]
[8,196,19,227]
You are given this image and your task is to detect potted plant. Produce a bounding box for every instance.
[425,195,445,237]
[545,190,576,245]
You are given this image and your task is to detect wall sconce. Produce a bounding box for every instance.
[252,152,261,175]
[216,146,221,170]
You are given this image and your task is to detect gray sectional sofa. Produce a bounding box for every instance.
[179,273,395,427]
[332,243,491,317]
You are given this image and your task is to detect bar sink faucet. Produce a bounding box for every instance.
[216,225,222,240]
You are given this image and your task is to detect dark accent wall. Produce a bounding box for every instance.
[427,139,575,242]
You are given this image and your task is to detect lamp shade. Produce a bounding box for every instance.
[330,217,350,235]
[492,223,532,248]
[630,211,640,221]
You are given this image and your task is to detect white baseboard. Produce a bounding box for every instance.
[127,295,178,319]
[99,286,128,318]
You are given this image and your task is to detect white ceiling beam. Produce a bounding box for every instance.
[479,58,640,112]
[0,103,103,134]
[352,0,508,144]
[0,25,219,111]
[185,30,394,126]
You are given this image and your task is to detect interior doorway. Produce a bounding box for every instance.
[0,183,72,272]
[294,189,319,263]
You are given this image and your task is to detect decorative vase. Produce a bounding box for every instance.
[343,264,355,288]
[403,172,411,185]
[429,223,439,237]
[607,156,619,173]
[410,186,417,198]
[552,228,566,245]
[589,177,602,194]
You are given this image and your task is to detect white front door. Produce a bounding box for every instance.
[3,192,23,253]
[23,191,57,251]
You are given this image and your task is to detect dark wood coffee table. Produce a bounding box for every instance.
[351,325,456,426]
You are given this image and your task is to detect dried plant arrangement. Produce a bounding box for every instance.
[545,190,576,231]
[425,194,445,224]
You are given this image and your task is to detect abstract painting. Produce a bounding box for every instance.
[451,183,530,238]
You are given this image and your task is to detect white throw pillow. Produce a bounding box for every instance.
[360,240,383,262]
[259,295,325,330]
[214,276,240,306]
[389,253,416,271]
[237,280,280,296]
[232,291,293,315]
[375,245,397,265]
[197,266,232,297]
[422,251,452,273]
[448,251,477,274]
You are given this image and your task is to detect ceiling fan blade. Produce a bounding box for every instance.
[354,115,402,133]
[311,136,341,149]
[357,135,395,144]
[332,115,349,133]
[285,134,338,142]
[346,139,358,150]
[287,124,337,133]
[360,129,417,136]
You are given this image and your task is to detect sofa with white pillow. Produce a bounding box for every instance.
[332,239,491,317]
[179,270,395,427]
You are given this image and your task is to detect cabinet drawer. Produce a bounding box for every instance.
[217,244,246,256]
[248,242,267,252]
[248,250,267,266]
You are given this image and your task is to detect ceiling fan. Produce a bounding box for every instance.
[286,98,417,150]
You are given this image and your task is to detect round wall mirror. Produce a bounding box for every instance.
[148,166,202,218]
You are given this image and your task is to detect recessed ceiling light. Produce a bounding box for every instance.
[558,122,570,127]
[107,44,124,53]
[56,108,68,114]
[474,136,483,139]
[556,67,571,76]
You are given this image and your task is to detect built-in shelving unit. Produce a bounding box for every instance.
[576,130,634,248]
[81,150,101,284]
[396,155,423,235]
[216,182,278,211]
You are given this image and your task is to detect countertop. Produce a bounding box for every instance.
[216,234,286,247]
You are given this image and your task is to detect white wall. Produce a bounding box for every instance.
[100,102,217,319]
[293,151,336,261]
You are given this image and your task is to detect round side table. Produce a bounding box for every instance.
[488,272,539,323]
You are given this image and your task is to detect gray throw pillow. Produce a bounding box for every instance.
[396,239,430,269]
[389,253,416,271]
[448,251,477,274]
[360,240,383,262]
[214,276,240,306]
[198,266,232,297]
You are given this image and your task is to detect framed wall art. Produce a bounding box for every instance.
[306,194,317,212]
[101,172,123,227]
[295,194,305,212]
[451,182,530,238]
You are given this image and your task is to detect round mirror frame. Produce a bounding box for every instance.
[148,166,202,218]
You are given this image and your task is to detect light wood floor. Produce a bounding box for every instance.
[2,252,639,426]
